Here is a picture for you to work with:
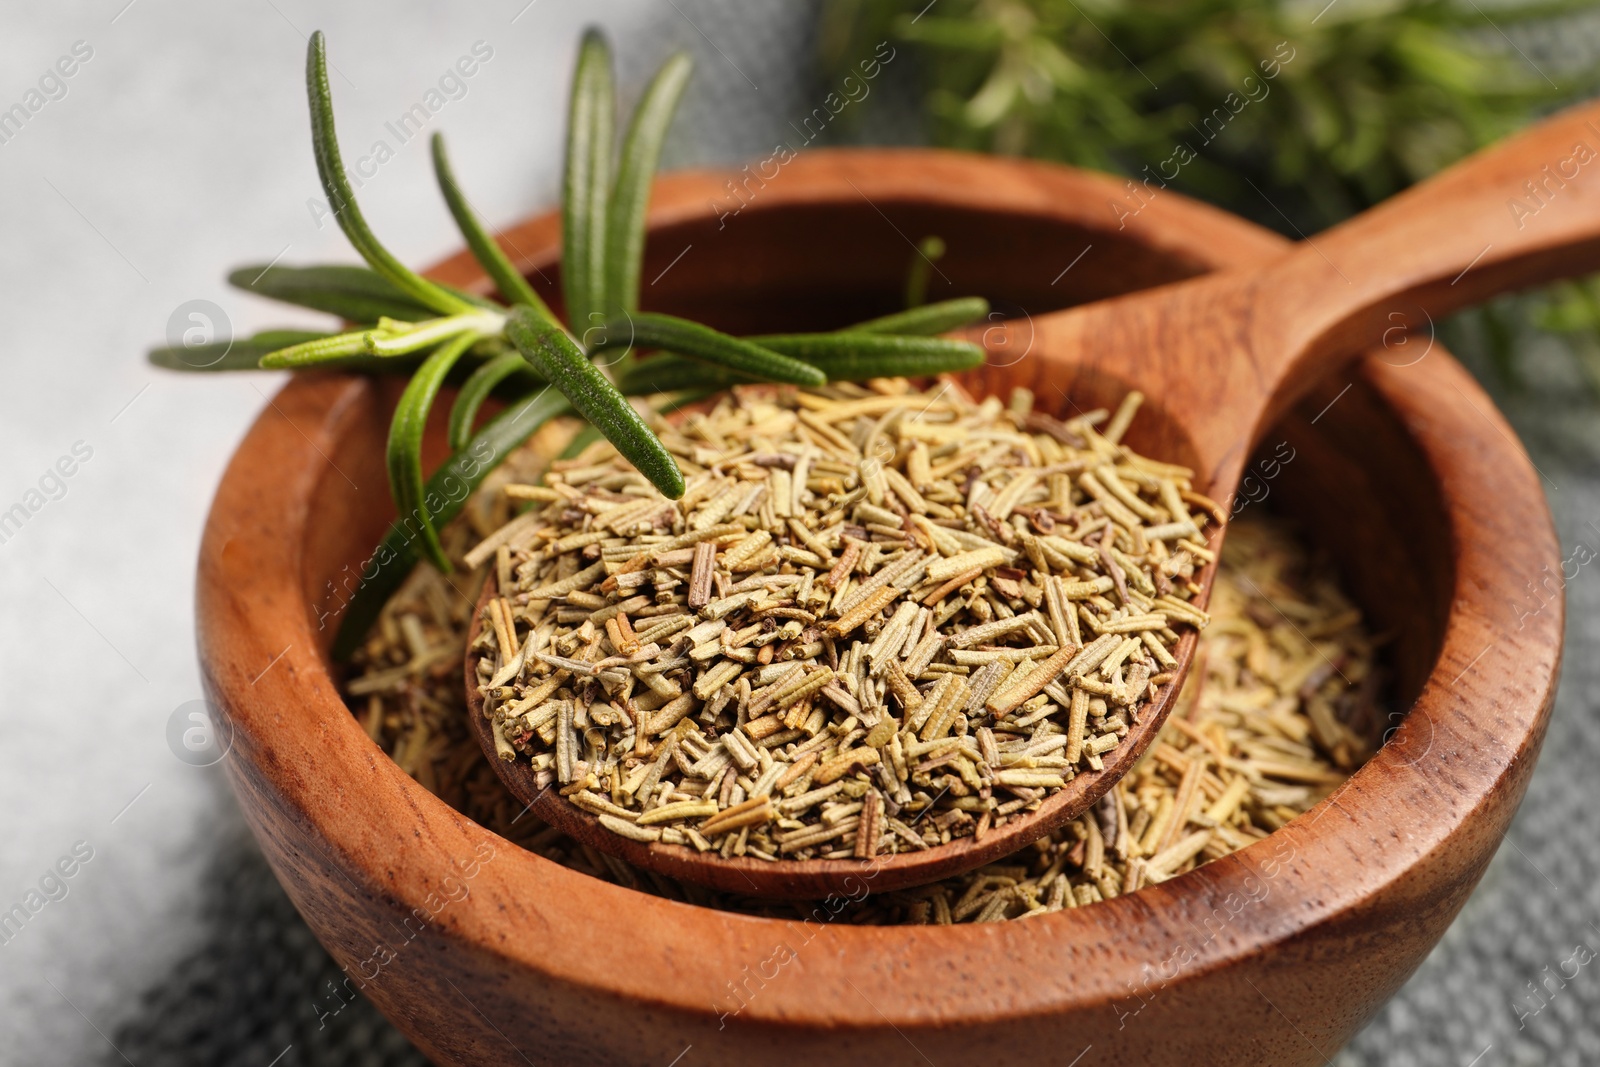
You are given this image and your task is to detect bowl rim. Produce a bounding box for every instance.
[198,147,1562,1029]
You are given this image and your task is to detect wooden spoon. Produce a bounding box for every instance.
[467,100,1600,899]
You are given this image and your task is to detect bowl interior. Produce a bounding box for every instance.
[536,202,1217,336]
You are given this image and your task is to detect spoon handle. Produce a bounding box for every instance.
[1260,99,1600,399]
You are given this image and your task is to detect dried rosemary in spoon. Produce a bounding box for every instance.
[464,378,1218,895]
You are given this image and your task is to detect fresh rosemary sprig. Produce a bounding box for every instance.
[607,53,695,320]
[148,27,991,661]
[564,29,616,342]
[305,33,482,320]
[386,330,481,571]
[446,352,532,453]
[505,306,685,499]
[592,312,828,386]
[847,296,992,336]
[230,264,441,323]
[147,328,334,372]
[751,332,986,381]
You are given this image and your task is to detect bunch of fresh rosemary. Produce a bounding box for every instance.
[822,0,1589,232]
[149,29,989,658]
[820,0,1600,385]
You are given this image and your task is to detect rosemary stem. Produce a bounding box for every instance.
[367,311,505,357]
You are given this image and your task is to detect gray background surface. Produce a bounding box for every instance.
[0,2,1595,1065]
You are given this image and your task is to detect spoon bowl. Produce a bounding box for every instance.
[464,98,1600,898]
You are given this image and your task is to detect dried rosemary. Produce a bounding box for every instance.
[467,379,1218,861]
[348,439,1379,920]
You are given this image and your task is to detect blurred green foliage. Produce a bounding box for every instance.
[820,0,1600,389]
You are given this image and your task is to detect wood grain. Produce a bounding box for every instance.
[197,147,1561,1065]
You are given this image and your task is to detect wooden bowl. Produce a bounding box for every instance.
[197,150,1561,1066]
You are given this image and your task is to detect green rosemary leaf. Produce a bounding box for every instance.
[148,329,330,372]
[259,330,376,368]
[605,52,693,318]
[447,351,541,451]
[305,32,474,318]
[228,265,437,323]
[330,386,572,661]
[506,306,684,499]
[387,332,479,572]
[751,333,985,380]
[431,133,557,319]
[593,312,826,386]
[846,297,990,336]
[904,235,946,309]
[618,355,755,396]
[564,27,615,340]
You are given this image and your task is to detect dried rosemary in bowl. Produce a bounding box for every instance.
[468,378,1220,861]
[350,467,1380,921]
